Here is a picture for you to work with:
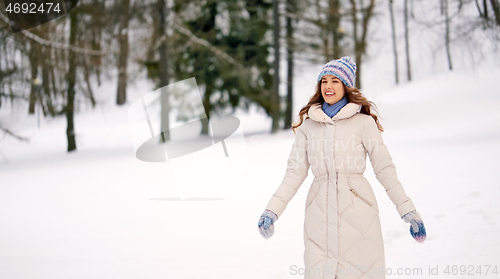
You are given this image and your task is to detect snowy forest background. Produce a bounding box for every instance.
[1,0,500,278]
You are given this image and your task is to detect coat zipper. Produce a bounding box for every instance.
[349,188,372,206]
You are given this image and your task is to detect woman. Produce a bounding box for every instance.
[257,57,426,279]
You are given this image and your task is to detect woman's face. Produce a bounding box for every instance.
[321,75,345,105]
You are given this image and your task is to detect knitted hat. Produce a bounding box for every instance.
[316,56,357,88]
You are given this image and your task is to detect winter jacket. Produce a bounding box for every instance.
[265,102,417,279]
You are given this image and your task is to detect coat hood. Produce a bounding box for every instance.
[308,102,362,124]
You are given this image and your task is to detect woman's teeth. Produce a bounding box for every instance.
[326,92,335,96]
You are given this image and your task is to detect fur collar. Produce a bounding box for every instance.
[308,102,362,124]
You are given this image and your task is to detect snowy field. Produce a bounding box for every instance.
[1,59,500,279]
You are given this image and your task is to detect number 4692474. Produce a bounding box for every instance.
[443,265,498,276]
[5,3,61,14]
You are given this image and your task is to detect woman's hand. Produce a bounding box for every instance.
[402,210,426,243]
[258,209,278,239]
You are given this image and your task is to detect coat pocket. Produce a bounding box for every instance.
[305,180,320,210]
[349,188,372,207]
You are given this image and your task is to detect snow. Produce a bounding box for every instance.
[2,0,500,275]
[1,64,500,278]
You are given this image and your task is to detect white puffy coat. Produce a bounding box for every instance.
[265,102,417,279]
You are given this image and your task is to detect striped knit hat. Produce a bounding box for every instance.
[316,56,357,88]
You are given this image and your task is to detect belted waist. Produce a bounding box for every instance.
[315,172,364,179]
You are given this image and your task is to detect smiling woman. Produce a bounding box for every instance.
[258,56,427,279]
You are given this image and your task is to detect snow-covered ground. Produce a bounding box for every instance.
[1,61,500,279]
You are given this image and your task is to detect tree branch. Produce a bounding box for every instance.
[0,12,114,56]
[0,125,29,142]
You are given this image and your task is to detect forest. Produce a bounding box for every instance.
[1,0,499,151]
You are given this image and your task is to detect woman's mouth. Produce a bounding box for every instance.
[325,92,335,96]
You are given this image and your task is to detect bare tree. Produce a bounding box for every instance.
[389,0,399,84]
[485,0,490,18]
[272,0,281,132]
[116,0,131,105]
[28,39,40,114]
[41,41,56,116]
[404,0,412,81]
[66,0,79,152]
[490,0,500,25]
[0,124,29,142]
[90,0,104,86]
[472,0,500,27]
[329,0,342,59]
[442,0,453,70]
[475,0,488,18]
[158,0,171,142]
[349,0,376,88]
[285,0,297,130]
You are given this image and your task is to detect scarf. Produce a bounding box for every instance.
[322,96,349,118]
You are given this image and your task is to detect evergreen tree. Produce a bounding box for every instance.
[175,0,273,133]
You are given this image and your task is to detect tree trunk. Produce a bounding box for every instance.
[82,56,97,107]
[404,0,412,81]
[50,52,58,99]
[355,52,363,90]
[66,0,78,152]
[41,46,55,116]
[484,0,489,18]
[491,0,500,25]
[350,0,375,88]
[116,0,130,105]
[37,23,54,116]
[349,0,360,88]
[160,84,171,142]
[92,0,103,86]
[271,0,281,133]
[158,0,170,142]
[201,84,214,135]
[443,0,453,70]
[314,0,330,61]
[147,4,160,62]
[475,0,484,17]
[285,0,296,130]
[330,0,341,59]
[389,0,399,84]
[28,42,38,114]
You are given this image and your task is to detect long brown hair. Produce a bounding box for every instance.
[291,80,384,133]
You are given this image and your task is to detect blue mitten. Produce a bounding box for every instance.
[402,210,426,243]
[258,209,278,239]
